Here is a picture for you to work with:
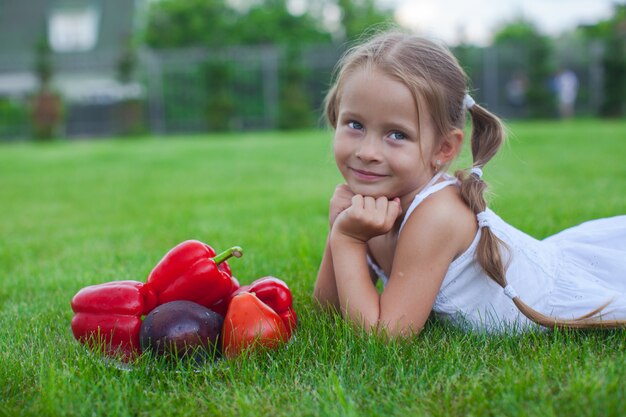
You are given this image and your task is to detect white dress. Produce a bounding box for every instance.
[368,173,626,332]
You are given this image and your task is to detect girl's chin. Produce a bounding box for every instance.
[349,185,395,199]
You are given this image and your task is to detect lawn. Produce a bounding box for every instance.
[1,120,625,417]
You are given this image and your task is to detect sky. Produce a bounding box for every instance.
[377,0,622,45]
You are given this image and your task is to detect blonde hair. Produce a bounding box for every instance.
[324,30,623,330]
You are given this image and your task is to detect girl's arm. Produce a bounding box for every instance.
[313,184,356,310]
[313,238,340,310]
[331,191,474,336]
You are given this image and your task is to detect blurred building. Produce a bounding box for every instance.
[0,0,144,137]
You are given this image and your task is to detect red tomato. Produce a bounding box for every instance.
[221,292,288,358]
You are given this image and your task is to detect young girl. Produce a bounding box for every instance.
[313,31,626,336]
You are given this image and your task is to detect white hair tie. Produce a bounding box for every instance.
[476,211,489,229]
[503,285,519,299]
[470,167,483,178]
[463,94,476,110]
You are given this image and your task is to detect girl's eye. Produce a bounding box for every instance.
[389,131,407,141]
[348,121,363,130]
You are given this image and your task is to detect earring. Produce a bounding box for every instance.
[434,159,442,171]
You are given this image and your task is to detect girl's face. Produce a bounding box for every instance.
[333,68,440,206]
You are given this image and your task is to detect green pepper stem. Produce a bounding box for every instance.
[213,246,243,265]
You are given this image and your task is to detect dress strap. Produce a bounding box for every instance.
[366,254,389,286]
[399,173,459,232]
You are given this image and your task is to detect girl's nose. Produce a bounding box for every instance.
[355,135,382,162]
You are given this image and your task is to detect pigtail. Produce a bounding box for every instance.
[456,102,509,288]
[460,104,624,329]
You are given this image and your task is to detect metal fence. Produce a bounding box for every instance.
[141,44,345,134]
[0,40,607,140]
[457,40,605,120]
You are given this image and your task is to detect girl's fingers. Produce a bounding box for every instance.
[336,195,402,239]
[390,197,402,214]
[375,196,388,211]
[363,196,377,211]
[350,195,365,216]
[351,194,364,207]
[386,198,402,225]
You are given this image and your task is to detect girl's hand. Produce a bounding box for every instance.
[329,184,356,227]
[333,195,402,243]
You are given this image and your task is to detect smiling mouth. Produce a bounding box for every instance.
[350,168,388,181]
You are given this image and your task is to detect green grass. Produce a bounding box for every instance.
[1,120,625,417]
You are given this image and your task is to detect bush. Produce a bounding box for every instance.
[0,98,29,139]
[202,61,236,131]
[278,49,315,130]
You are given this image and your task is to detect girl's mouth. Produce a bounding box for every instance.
[350,168,388,181]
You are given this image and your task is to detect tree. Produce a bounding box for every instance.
[144,0,237,48]
[228,1,332,130]
[336,0,393,41]
[143,0,336,131]
[306,0,392,41]
[31,36,63,139]
[494,19,556,118]
[144,0,331,48]
[581,4,626,117]
[233,0,331,46]
[141,0,393,131]
[116,37,144,135]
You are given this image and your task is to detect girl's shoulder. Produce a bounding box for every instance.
[399,185,477,259]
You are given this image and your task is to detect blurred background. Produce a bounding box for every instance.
[0,0,624,141]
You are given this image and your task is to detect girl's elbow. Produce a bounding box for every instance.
[312,288,339,312]
[387,325,423,339]
[361,316,380,333]
[312,286,326,305]
[347,313,423,338]
[376,318,424,339]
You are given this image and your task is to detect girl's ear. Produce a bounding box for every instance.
[433,128,464,166]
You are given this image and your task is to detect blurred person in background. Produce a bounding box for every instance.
[554,67,579,119]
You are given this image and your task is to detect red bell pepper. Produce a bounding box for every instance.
[221,292,288,358]
[70,280,157,359]
[144,240,242,313]
[234,276,297,337]
[208,274,240,316]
